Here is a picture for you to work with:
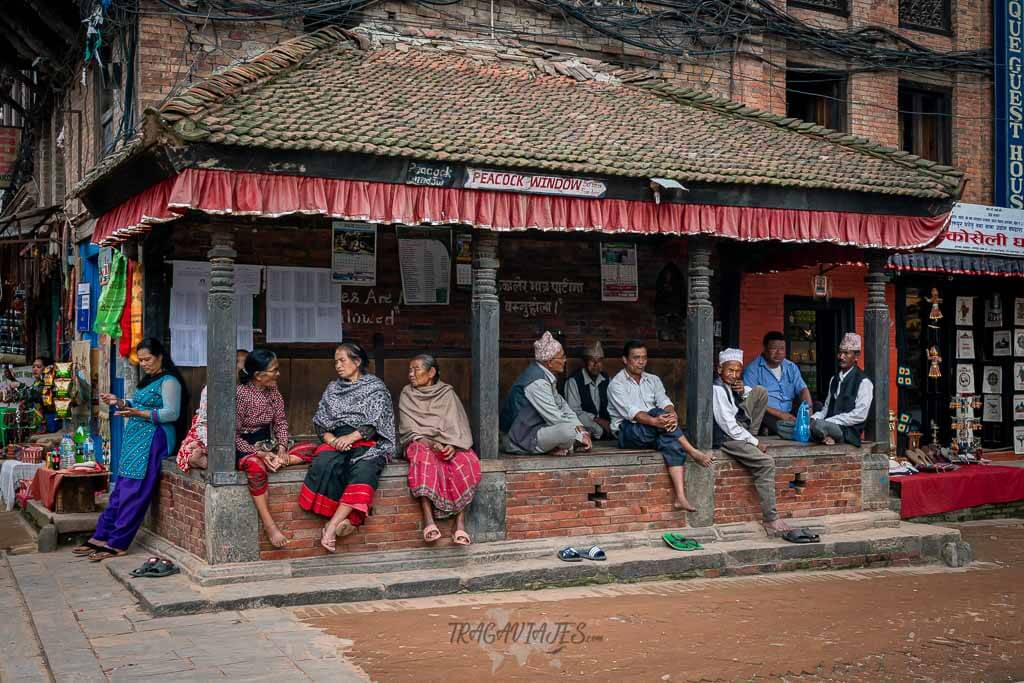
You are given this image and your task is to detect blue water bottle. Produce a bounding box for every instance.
[794,403,811,443]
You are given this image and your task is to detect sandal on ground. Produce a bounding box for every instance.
[143,560,180,578]
[579,546,606,561]
[88,549,125,562]
[72,541,106,556]
[782,528,821,544]
[423,524,442,543]
[320,527,337,553]
[130,557,162,577]
[452,530,471,546]
[557,547,583,562]
[662,532,703,551]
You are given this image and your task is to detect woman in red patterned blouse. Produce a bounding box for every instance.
[236,349,311,548]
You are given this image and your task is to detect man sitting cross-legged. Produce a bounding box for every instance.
[713,348,791,534]
[608,339,713,512]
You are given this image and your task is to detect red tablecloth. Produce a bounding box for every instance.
[894,465,1024,519]
[28,467,108,511]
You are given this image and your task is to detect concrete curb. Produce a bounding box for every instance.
[107,520,964,617]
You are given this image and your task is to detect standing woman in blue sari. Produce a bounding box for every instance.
[76,338,189,561]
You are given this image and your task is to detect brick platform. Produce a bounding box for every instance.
[148,440,884,563]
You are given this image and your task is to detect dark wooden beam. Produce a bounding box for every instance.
[20,0,80,45]
[0,91,28,117]
[1,64,37,91]
[0,9,64,65]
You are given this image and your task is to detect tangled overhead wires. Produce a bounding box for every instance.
[124,0,993,75]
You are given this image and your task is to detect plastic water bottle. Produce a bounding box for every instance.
[60,434,75,469]
[794,403,811,443]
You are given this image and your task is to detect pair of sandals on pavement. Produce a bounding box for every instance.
[664,528,820,547]
[423,524,471,546]
[558,545,606,561]
[904,445,959,472]
[72,540,126,563]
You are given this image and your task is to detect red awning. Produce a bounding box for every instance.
[93,168,950,249]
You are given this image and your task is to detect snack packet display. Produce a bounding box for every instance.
[55,379,72,399]
[55,399,71,418]
[55,362,72,380]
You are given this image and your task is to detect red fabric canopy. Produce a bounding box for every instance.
[894,465,1024,519]
[93,168,950,248]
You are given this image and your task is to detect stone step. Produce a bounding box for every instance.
[107,517,966,617]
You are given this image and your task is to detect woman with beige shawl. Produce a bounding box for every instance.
[399,354,482,545]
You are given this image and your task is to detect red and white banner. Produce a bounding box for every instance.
[464,168,606,198]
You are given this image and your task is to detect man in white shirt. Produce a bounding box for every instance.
[564,340,612,440]
[500,332,592,455]
[713,348,790,534]
[811,333,873,446]
[608,340,713,512]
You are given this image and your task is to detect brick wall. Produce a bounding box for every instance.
[714,453,863,524]
[738,265,900,412]
[149,466,207,559]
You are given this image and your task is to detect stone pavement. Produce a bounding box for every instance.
[2,550,369,682]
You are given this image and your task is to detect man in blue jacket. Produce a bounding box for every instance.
[743,331,812,438]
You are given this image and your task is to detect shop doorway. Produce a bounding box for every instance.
[783,297,855,402]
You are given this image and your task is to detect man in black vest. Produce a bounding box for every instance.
[811,333,874,446]
[563,340,612,440]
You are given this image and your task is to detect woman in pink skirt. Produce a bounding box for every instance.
[398,354,481,545]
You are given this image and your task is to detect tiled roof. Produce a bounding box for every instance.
[93,26,964,201]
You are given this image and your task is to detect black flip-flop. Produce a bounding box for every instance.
[558,547,583,562]
[142,559,180,578]
[579,546,606,561]
[130,557,162,577]
[782,529,821,544]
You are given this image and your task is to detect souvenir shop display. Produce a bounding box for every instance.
[949,395,983,460]
[927,349,942,380]
[1015,298,1024,326]
[1014,395,1024,421]
[956,330,974,359]
[0,307,26,359]
[982,366,1003,394]
[955,364,975,394]
[928,288,943,328]
[985,294,1004,328]
[994,330,1012,357]
[955,296,973,326]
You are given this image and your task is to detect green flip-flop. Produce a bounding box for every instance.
[662,532,703,551]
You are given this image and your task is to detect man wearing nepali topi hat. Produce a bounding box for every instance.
[499,332,593,455]
[810,333,874,446]
[713,347,791,534]
[563,340,613,440]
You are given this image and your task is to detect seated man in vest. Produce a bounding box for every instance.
[811,333,873,446]
[564,340,613,440]
[742,331,812,437]
[608,340,713,512]
[713,348,790,534]
[500,331,592,455]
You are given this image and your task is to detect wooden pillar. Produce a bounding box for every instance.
[203,227,260,564]
[863,253,890,444]
[205,229,238,482]
[470,230,500,459]
[685,238,716,527]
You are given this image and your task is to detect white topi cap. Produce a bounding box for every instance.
[718,348,743,365]
[839,333,862,352]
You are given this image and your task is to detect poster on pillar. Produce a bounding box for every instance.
[169,261,262,367]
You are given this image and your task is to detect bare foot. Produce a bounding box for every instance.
[320,527,336,553]
[267,526,288,548]
[822,436,836,445]
[688,449,715,467]
[764,518,792,535]
[673,498,698,512]
[551,447,570,457]
[336,519,357,538]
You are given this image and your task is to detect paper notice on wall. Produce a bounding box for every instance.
[455,233,472,288]
[331,222,377,286]
[600,242,638,302]
[169,261,261,367]
[266,266,342,343]
[397,228,451,305]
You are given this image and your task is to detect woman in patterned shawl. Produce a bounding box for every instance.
[299,342,396,553]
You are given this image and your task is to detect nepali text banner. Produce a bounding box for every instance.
[933,203,1024,257]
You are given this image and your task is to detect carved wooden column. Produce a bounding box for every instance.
[465,230,505,543]
[203,227,259,564]
[470,230,500,459]
[685,238,716,527]
[206,230,238,481]
[863,253,890,444]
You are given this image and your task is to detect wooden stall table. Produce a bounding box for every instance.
[28,467,109,514]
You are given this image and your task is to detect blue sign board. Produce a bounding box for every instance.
[996,1,1024,208]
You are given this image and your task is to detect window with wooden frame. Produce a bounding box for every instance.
[93,45,117,158]
[785,69,848,132]
[898,83,952,165]
[788,0,848,17]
